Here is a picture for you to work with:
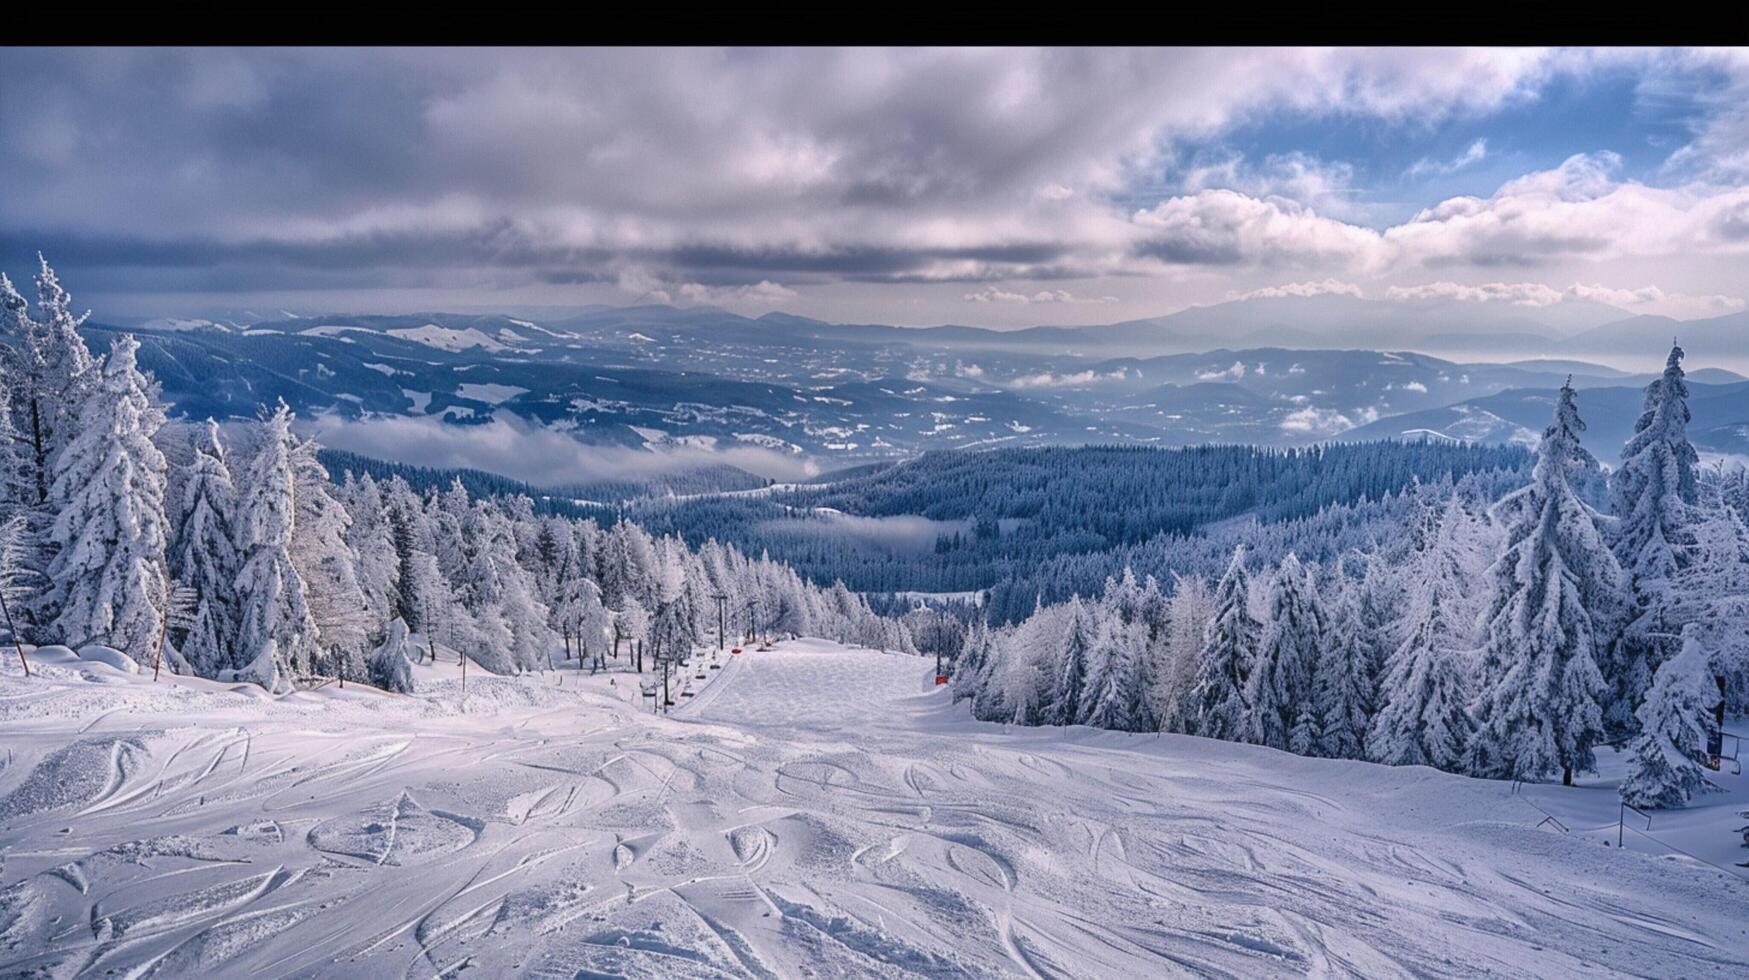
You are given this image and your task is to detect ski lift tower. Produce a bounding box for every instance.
[712,592,728,651]
[654,638,676,710]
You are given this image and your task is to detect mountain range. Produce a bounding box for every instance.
[76,292,1748,485]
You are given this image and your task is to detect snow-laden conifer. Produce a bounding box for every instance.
[170,420,240,675]
[1469,382,1619,784]
[46,334,169,656]
[1608,343,1699,733]
[233,403,322,683]
[369,617,418,694]
[1246,553,1326,751]
[1367,589,1471,771]
[1314,569,1376,759]
[1620,630,1721,809]
[1189,547,1259,740]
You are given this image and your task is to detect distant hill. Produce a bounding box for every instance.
[1340,379,1749,458]
[46,295,1736,488]
[1569,311,1749,359]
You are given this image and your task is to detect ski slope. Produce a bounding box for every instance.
[2,641,1746,978]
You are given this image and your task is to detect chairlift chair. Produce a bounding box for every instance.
[1710,730,1743,775]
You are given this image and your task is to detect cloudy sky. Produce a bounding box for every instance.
[3,47,1747,326]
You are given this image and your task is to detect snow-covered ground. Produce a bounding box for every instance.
[2,641,1746,978]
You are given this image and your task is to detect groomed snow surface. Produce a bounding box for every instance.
[2,641,1746,978]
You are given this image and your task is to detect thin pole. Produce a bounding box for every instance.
[152,570,170,681]
[152,615,169,681]
[715,593,727,651]
[0,586,28,677]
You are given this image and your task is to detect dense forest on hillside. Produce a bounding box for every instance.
[316,449,770,516]
[621,443,1532,615]
[786,443,1528,529]
[953,356,1749,809]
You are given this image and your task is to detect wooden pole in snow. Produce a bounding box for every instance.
[151,569,171,682]
[152,613,168,682]
[153,567,176,682]
[0,585,28,677]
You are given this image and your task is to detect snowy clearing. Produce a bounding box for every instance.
[2,641,1746,978]
[454,382,531,404]
[385,324,510,353]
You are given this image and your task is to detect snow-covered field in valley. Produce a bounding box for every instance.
[2,641,1746,979]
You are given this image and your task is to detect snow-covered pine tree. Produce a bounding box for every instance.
[342,472,401,634]
[600,519,658,610]
[401,550,458,659]
[1151,573,1211,734]
[1189,547,1260,741]
[998,599,1060,726]
[1075,601,1114,727]
[425,478,474,597]
[46,334,170,656]
[950,617,989,702]
[0,370,31,522]
[290,435,372,678]
[369,617,418,694]
[1047,595,1093,726]
[1620,629,1721,809]
[1724,466,1749,521]
[1469,381,1620,784]
[1355,555,1400,680]
[0,369,43,630]
[1426,492,1494,641]
[1608,343,1699,735]
[650,541,696,663]
[0,260,97,640]
[232,403,322,686]
[1367,589,1472,771]
[563,576,611,665]
[382,476,428,629]
[169,420,240,676]
[1671,483,1749,714]
[1081,615,1148,731]
[4,258,95,508]
[1246,552,1327,752]
[530,513,577,649]
[766,568,810,638]
[459,500,553,673]
[615,594,650,668]
[1314,567,1376,760]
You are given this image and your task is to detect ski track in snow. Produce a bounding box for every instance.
[2,642,1747,978]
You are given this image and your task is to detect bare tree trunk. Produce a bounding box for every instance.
[29,398,48,506]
